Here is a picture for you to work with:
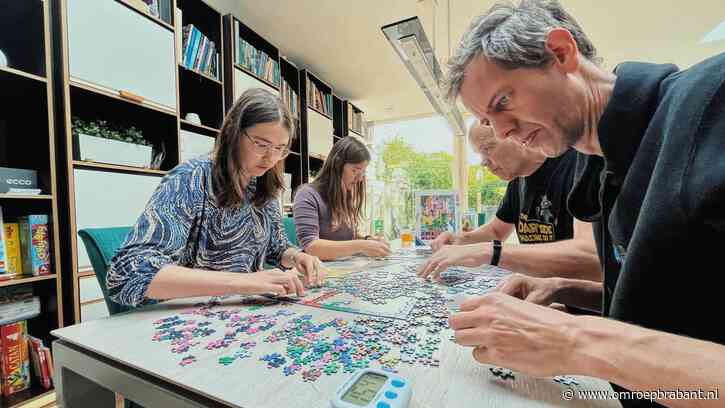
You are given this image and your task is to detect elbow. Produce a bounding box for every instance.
[106,256,157,307]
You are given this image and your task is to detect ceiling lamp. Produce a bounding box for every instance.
[382,17,466,136]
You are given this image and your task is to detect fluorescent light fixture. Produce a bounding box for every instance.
[702,20,725,44]
[382,17,466,136]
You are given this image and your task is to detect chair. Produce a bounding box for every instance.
[283,216,299,247]
[77,227,135,316]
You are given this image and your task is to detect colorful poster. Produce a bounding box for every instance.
[414,190,460,243]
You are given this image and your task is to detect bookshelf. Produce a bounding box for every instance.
[0,0,64,405]
[300,69,336,183]
[52,0,226,326]
[177,0,224,130]
[345,101,366,137]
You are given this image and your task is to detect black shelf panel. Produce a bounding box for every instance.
[0,70,52,194]
[0,1,46,78]
[179,65,224,130]
[69,86,179,172]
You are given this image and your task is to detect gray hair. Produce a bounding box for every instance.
[445,0,600,100]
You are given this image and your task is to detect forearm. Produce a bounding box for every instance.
[480,238,602,281]
[458,225,505,244]
[304,239,368,261]
[571,316,724,407]
[145,264,243,300]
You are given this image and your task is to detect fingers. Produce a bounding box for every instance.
[289,272,305,296]
[453,327,488,347]
[459,294,496,311]
[448,307,489,330]
[496,275,525,298]
[316,261,327,286]
[258,283,287,296]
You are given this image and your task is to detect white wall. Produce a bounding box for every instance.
[73,169,162,268]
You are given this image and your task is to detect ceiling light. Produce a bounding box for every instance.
[382,17,466,136]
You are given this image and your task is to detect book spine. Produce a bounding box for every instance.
[1,321,30,396]
[0,205,6,274]
[18,215,50,276]
[4,223,21,277]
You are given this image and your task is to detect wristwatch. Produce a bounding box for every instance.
[490,240,502,266]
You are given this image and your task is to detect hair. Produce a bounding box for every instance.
[311,136,371,231]
[445,0,600,101]
[212,88,296,208]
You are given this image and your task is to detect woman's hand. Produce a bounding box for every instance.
[293,251,325,287]
[239,269,305,296]
[360,240,392,257]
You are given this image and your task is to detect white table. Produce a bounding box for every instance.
[52,259,621,408]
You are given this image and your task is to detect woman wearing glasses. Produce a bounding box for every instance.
[293,136,391,260]
[107,88,324,308]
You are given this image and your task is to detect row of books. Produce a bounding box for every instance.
[0,285,41,326]
[181,24,220,80]
[0,207,51,280]
[347,104,365,135]
[124,0,172,24]
[234,21,281,87]
[281,80,299,119]
[307,80,333,117]
[1,320,53,397]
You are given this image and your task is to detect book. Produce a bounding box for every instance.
[0,285,40,325]
[4,223,22,277]
[42,347,53,385]
[28,336,51,389]
[1,321,31,396]
[18,215,51,276]
[0,206,6,275]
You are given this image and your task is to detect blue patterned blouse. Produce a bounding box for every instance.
[107,158,291,307]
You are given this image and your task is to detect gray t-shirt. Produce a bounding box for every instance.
[293,184,355,249]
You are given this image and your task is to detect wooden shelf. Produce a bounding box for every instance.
[309,154,326,161]
[0,66,46,84]
[348,129,363,137]
[178,64,222,85]
[116,0,174,32]
[180,119,220,136]
[69,80,177,117]
[307,105,332,120]
[288,150,300,156]
[2,386,55,408]
[0,274,57,288]
[234,64,279,90]
[73,160,168,176]
[0,194,53,200]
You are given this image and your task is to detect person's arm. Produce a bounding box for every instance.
[456,216,514,244]
[494,219,600,281]
[304,238,386,260]
[420,219,601,282]
[107,165,204,307]
[451,294,724,408]
[573,317,724,407]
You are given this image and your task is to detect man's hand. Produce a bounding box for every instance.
[449,292,579,377]
[430,231,455,252]
[496,274,564,306]
[417,244,485,281]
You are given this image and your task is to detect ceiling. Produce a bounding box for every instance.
[207,0,725,122]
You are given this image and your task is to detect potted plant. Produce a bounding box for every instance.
[72,117,156,168]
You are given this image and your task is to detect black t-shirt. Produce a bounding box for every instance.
[496,149,577,243]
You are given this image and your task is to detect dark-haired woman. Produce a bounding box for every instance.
[293,136,390,261]
[107,88,323,307]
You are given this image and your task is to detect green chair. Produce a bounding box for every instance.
[283,216,299,247]
[77,227,135,316]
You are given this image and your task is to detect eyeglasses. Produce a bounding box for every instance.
[245,132,291,158]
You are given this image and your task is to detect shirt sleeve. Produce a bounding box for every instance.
[293,185,321,250]
[496,179,518,224]
[264,199,290,268]
[106,164,205,307]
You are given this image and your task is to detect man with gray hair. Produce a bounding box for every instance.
[445,1,725,406]
[419,122,600,283]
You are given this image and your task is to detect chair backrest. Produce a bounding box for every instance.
[283,216,299,247]
[77,227,134,316]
